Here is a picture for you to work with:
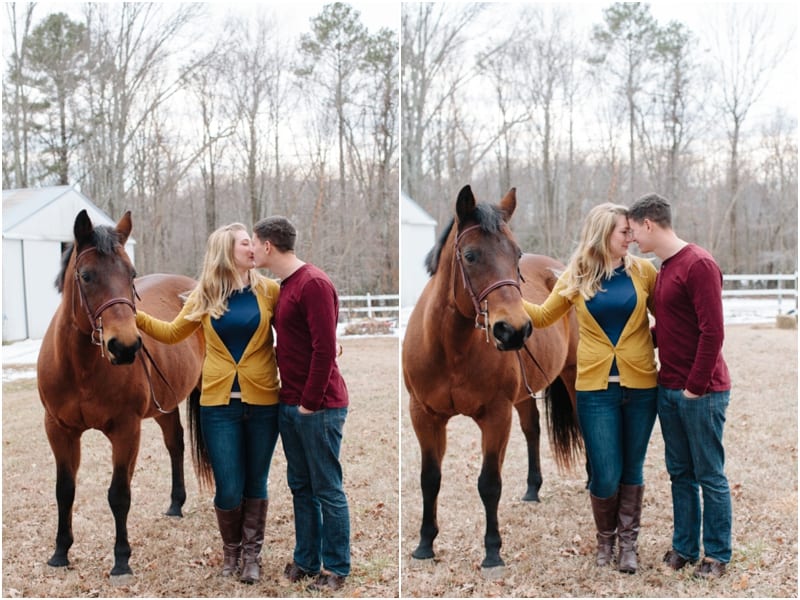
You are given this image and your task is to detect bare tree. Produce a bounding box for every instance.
[400,2,484,199]
[706,4,793,268]
[2,3,37,188]
[79,3,199,216]
[513,6,573,256]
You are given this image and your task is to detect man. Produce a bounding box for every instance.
[252,216,350,592]
[627,194,732,579]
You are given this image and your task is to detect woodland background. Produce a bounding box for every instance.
[402,3,797,275]
[3,2,399,295]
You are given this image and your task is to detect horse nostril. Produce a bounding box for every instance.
[523,321,532,340]
[107,337,142,365]
[492,321,527,351]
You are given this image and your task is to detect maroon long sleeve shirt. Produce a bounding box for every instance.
[654,244,731,395]
[274,263,348,411]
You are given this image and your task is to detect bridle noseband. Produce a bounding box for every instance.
[73,247,138,355]
[454,224,522,341]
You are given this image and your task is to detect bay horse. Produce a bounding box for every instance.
[37,209,205,578]
[402,185,583,570]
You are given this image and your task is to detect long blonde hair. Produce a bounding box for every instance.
[183,223,271,321]
[560,203,634,301]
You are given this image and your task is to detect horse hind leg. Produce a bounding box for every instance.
[409,400,447,561]
[514,397,543,502]
[44,417,81,568]
[154,408,187,517]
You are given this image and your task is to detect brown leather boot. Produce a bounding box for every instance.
[240,498,268,584]
[617,484,644,574]
[589,491,619,567]
[214,504,243,577]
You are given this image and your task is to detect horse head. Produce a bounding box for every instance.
[61,209,142,365]
[450,185,532,351]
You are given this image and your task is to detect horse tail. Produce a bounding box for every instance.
[187,386,214,491]
[544,375,583,471]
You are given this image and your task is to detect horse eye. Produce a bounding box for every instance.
[80,271,92,283]
[463,250,477,263]
[131,270,138,279]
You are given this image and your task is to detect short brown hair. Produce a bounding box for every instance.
[628,193,672,228]
[253,216,297,252]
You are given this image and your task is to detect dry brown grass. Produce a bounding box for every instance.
[2,336,400,598]
[400,324,798,597]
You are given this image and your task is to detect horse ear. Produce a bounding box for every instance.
[74,209,94,246]
[116,211,132,246]
[498,188,517,221]
[455,185,476,222]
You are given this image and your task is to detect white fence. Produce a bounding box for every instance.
[339,293,400,322]
[722,273,797,314]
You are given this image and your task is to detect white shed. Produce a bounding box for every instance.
[2,186,136,342]
[400,193,437,308]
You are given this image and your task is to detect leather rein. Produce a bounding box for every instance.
[73,246,176,414]
[453,224,548,400]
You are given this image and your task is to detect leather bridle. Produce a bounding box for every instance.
[72,246,175,414]
[73,247,137,354]
[454,224,549,398]
[454,224,522,341]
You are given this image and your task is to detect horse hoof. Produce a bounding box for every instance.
[481,564,506,579]
[109,572,134,586]
[520,492,540,502]
[164,506,183,518]
[411,547,435,561]
[47,556,70,568]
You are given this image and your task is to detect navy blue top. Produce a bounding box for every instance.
[211,286,260,392]
[586,266,636,376]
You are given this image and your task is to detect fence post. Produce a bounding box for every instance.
[367,292,373,319]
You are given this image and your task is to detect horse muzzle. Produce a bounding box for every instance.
[492,319,532,351]
[106,335,143,365]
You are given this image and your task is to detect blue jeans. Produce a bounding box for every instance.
[200,399,279,510]
[658,387,732,563]
[279,404,350,577]
[577,384,657,498]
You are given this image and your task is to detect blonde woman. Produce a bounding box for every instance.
[135,223,280,584]
[524,203,658,574]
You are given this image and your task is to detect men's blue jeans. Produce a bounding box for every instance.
[658,386,732,563]
[577,384,657,498]
[200,399,279,510]
[279,404,350,577]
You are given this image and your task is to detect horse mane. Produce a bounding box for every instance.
[55,225,122,293]
[424,203,506,276]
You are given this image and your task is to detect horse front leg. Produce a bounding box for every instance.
[514,397,542,502]
[44,416,81,568]
[476,405,513,570]
[154,409,186,517]
[106,423,141,578]
[409,399,448,561]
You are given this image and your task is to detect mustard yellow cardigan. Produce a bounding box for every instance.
[523,256,658,391]
[135,279,281,406]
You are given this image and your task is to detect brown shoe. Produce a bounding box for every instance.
[307,572,346,592]
[663,549,695,570]
[284,561,317,583]
[694,557,727,579]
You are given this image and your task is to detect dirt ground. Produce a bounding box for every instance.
[2,336,400,598]
[400,324,798,597]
